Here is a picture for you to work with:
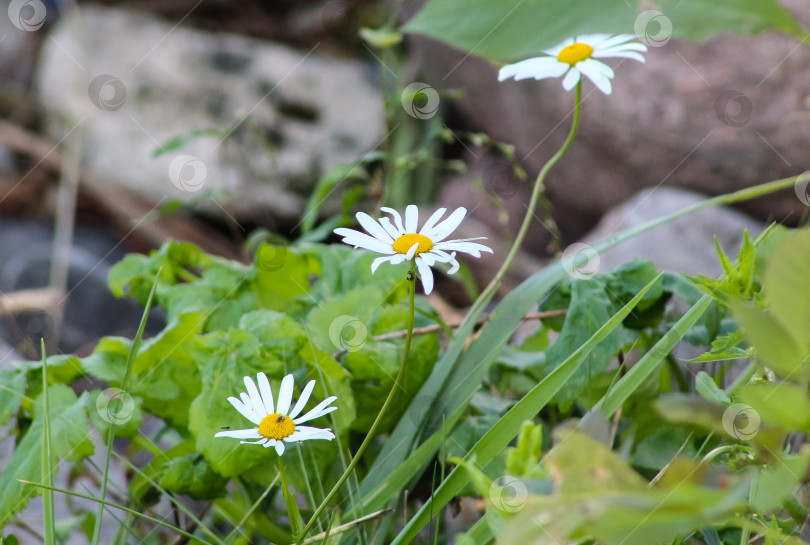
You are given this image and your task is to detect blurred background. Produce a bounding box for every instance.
[1,0,809,360]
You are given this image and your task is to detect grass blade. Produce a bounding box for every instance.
[92,270,161,545]
[358,174,799,508]
[390,274,663,544]
[40,339,55,545]
[19,480,213,545]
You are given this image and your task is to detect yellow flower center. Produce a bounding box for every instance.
[392,233,434,256]
[557,42,594,66]
[259,413,295,440]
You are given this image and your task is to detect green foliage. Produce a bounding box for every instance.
[0,386,93,525]
[403,0,805,63]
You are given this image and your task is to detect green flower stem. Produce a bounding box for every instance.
[477,81,582,305]
[278,456,303,539]
[297,262,418,544]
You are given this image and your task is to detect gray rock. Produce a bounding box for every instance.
[580,187,766,277]
[35,6,384,221]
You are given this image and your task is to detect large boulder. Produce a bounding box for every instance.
[35,6,384,221]
[407,1,810,246]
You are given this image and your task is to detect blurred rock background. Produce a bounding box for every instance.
[0,0,807,357]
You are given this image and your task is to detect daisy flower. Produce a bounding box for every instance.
[498,34,647,95]
[334,205,493,295]
[215,372,337,456]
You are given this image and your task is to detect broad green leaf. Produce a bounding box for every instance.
[498,430,748,545]
[654,0,804,41]
[762,227,810,349]
[160,452,228,500]
[733,304,805,379]
[402,0,803,64]
[403,0,639,62]
[0,386,93,525]
[738,382,810,432]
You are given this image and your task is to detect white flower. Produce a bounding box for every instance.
[498,34,647,95]
[334,205,493,295]
[215,372,337,456]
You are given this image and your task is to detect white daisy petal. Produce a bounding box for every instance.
[379,217,402,240]
[276,374,295,415]
[577,59,613,94]
[215,428,261,439]
[295,396,337,424]
[244,376,267,419]
[275,441,286,455]
[404,205,419,233]
[371,255,399,273]
[562,68,581,90]
[238,393,260,422]
[416,257,434,295]
[596,42,648,55]
[428,207,467,242]
[356,212,395,244]
[241,439,269,445]
[434,241,494,257]
[576,33,613,47]
[447,254,460,275]
[418,208,447,237]
[419,252,437,267]
[226,396,261,425]
[262,439,277,448]
[543,36,576,56]
[499,57,568,82]
[380,207,406,234]
[334,229,396,255]
[593,34,639,50]
[289,380,316,419]
[405,242,419,260]
[593,50,646,63]
[257,372,275,415]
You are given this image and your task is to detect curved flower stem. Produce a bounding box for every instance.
[297,263,418,544]
[477,81,582,303]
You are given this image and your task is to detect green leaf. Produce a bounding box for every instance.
[762,227,810,350]
[403,0,639,62]
[0,370,26,426]
[388,275,662,544]
[654,0,804,41]
[0,386,94,525]
[160,452,228,500]
[695,370,731,405]
[733,304,806,379]
[688,330,748,363]
[498,430,749,545]
[738,382,810,432]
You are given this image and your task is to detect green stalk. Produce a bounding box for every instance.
[297,263,418,543]
[279,456,304,539]
[40,339,55,545]
[92,272,160,545]
[476,81,581,307]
